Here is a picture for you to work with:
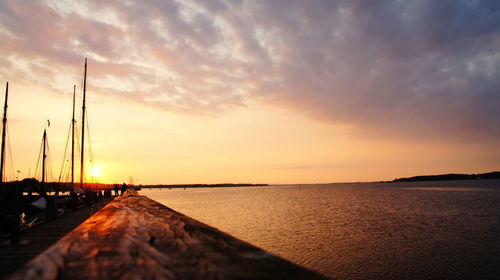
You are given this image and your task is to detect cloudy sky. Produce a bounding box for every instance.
[0,0,499,184]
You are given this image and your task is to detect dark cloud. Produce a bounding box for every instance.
[0,0,499,139]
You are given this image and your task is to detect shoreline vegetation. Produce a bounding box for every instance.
[390,171,500,182]
[5,179,268,191]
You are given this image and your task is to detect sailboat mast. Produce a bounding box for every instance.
[71,85,75,185]
[80,59,87,188]
[0,82,8,183]
[42,129,47,184]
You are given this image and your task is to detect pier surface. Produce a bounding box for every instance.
[9,190,327,279]
[0,198,112,278]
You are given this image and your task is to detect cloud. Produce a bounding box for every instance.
[0,0,499,138]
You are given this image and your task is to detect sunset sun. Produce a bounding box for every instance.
[91,166,102,178]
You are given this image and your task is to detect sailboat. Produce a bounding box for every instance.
[79,58,88,193]
[0,59,97,237]
[69,84,80,194]
[57,58,90,194]
[40,122,50,188]
[0,82,8,184]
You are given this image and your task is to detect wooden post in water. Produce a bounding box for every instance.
[0,82,8,184]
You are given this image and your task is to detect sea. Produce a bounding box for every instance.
[140,179,500,280]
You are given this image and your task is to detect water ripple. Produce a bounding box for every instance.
[142,179,500,280]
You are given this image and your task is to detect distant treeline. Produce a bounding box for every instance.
[392,171,500,182]
[142,183,269,189]
[6,178,119,191]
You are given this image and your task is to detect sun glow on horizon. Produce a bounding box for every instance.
[91,166,102,179]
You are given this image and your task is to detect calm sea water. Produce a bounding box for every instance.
[140,180,500,280]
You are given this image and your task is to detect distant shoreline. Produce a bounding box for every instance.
[139,183,269,189]
[133,172,500,188]
[389,171,500,182]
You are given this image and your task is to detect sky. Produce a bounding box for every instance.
[0,0,499,184]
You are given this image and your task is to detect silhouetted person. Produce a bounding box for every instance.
[114,184,119,196]
[85,190,92,206]
[4,182,23,243]
[121,183,127,196]
[69,191,79,211]
[45,196,57,220]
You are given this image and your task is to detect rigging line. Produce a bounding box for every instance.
[59,127,70,182]
[73,123,82,180]
[58,122,72,182]
[74,125,81,154]
[34,132,44,181]
[47,133,54,180]
[82,107,94,186]
[74,125,81,158]
[7,124,14,181]
[46,134,54,182]
[85,107,95,165]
